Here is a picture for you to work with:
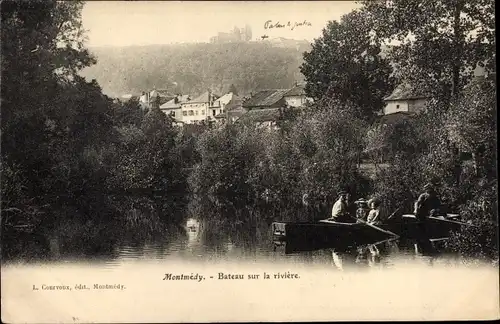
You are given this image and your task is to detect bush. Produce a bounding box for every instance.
[446,182,498,259]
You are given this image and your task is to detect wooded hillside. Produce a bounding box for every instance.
[80,40,311,97]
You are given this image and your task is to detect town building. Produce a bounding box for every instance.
[159,94,191,122]
[243,89,289,110]
[235,89,290,128]
[223,95,245,124]
[139,89,175,110]
[180,90,219,124]
[283,83,313,108]
[379,83,429,125]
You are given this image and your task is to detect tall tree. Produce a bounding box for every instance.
[228,84,239,96]
[0,0,112,221]
[362,0,496,102]
[1,0,97,163]
[300,9,394,120]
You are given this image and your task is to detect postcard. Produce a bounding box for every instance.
[1,0,498,322]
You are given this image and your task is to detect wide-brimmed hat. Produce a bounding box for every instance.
[355,198,368,205]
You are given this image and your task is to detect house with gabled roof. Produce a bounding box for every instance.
[160,94,191,122]
[242,89,289,110]
[237,89,290,128]
[380,83,429,125]
[283,83,313,108]
[180,90,220,124]
[212,93,240,123]
[139,88,175,110]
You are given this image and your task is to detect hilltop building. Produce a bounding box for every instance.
[210,25,252,43]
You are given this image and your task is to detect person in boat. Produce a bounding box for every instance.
[330,191,351,222]
[367,199,382,225]
[354,198,370,222]
[414,183,442,221]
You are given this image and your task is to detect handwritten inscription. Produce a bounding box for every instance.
[264,20,312,31]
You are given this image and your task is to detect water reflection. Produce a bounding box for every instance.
[2,208,467,271]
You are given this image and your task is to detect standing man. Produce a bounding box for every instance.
[414,183,442,221]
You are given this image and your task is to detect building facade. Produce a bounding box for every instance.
[283,83,313,108]
[159,94,191,122]
[180,91,219,124]
[383,83,428,116]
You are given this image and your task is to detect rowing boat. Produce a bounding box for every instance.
[271,214,466,245]
[380,214,464,239]
[272,220,395,247]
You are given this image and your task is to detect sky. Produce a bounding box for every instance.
[81,1,361,47]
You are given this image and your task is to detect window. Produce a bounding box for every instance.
[396,104,400,109]
[170,111,175,117]
[202,110,205,115]
[195,110,198,115]
[189,110,194,116]
[212,110,216,116]
[182,111,187,116]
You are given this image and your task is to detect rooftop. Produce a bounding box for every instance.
[160,95,191,109]
[243,89,289,108]
[284,84,306,97]
[384,83,428,101]
[215,93,233,104]
[225,95,244,111]
[187,91,220,104]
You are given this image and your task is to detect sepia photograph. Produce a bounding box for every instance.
[1,0,498,322]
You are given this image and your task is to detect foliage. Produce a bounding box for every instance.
[445,76,497,179]
[362,0,496,101]
[300,9,394,120]
[1,0,191,237]
[446,183,498,259]
[190,101,371,221]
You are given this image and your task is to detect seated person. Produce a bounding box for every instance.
[330,191,351,222]
[354,198,369,222]
[367,199,383,225]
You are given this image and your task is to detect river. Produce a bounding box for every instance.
[2,213,499,322]
[0,214,489,268]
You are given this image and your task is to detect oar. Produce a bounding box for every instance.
[427,216,480,227]
[387,205,404,220]
[349,215,399,238]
